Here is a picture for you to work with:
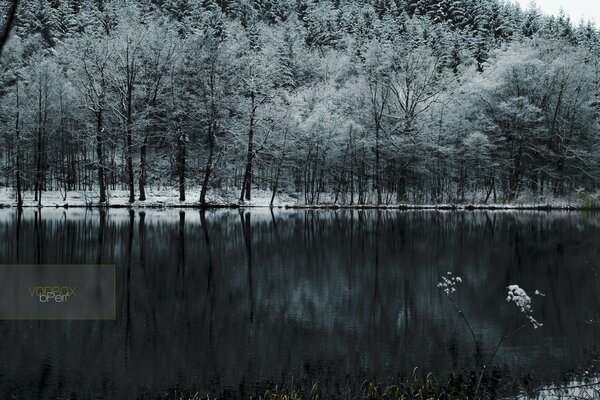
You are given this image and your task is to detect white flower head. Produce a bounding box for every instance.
[506,285,532,313]
[507,285,544,328]
[437,272,463,295]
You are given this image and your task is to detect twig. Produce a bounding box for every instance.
[444,293,479,347]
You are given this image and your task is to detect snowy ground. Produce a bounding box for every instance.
[0,187,595,209]
[0,187,299,208]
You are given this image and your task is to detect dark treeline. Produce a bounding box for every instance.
[0,0,599,205]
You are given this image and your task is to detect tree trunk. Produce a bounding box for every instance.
[96,111,107,204]
[200,126,214,206]
[139,137,147,201]
[375,124,381,205]
[124,40,136,204]
[36,127,43,206]
[15,144,22,208]
[270,131,287,208]
[178,128,187,202]
[397,169,407,202]
[240,91,255,202]
[14,83,22,208]
[126,87,135,203]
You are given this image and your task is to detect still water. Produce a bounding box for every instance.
[0,209,599,398]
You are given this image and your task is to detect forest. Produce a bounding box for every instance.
[0,0,599,206]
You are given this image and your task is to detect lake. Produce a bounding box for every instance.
[0,209,599,398]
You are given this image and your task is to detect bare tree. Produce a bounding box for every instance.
[111,28,143,203]
[78,37,112,204]
[138,25,177,201]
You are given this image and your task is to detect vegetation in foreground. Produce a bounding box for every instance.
[174,371,600,399]
[173,273,600,399]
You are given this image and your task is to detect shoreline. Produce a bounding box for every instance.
[1,189,597,211]
[1,203,598,211]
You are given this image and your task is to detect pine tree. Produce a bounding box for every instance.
[275,30,297,89]
[521,0,540,38]
[303,1,341,48]
[199,1,226,39]
[426,0,452,25]
[556,9,575,43]
[18,0,60,47]
[164,0,192,21]
[246,16,262,51]
[487,1,508,40]
[55,0,77,40]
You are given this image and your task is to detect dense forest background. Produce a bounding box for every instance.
[0,0,599,205]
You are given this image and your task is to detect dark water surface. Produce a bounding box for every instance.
[1,209,599,399]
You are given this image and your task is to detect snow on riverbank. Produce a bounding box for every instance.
[0,187,595,209]
[0,188,299,208]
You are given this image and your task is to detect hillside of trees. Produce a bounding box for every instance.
[0,0,599,205]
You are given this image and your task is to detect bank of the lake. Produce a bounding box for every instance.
[1,188,599,210]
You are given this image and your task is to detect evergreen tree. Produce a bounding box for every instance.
[521,0,540,38]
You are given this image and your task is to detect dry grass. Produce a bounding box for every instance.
[174,367,600,400]
[175,369,506,399]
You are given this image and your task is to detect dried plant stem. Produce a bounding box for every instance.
[445,294,479,347]
[474,317,529,398]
